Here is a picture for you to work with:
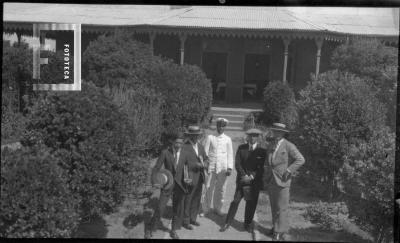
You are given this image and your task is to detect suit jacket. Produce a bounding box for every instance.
[263,138,305,188]
[152,146,178,177]
[175,142,208,193]
[235,143,266,190]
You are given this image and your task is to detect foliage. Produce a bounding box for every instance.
[261,80,298,130]
[145,60,212,134]
[2,42,32,91]
[304,201,348,231]
[83,30,212,136]
[296,70,387,199]
[339,126,395,243]
[82,29,154,88]
[330,38,397,130]
[0,145,80,237]
[20,82,141,218]
[105,80,164,154]
[1,102,27,143]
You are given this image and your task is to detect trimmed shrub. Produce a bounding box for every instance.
[340,126,394,242]
[262,80,298,129]
[82,29,155,88]
[21,82,138,218]
[146,60,212,133]
[296,70,387,199]
[83,30,212,136]
[105,80,164,154]
[331,39,397,130]
[0,145,80,237]
[1,104,27,144]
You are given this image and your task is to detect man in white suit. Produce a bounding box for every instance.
[202,118,234,216]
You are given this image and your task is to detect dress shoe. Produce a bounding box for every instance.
[243,223,254,233]
[219,224,230,232]
[214,210,224,216]
[170,230,179,239]
[182,224,194,230]
[199,213,205,217]
[267,227,275,236]
[280,233,290,241]
[190,221,200,226]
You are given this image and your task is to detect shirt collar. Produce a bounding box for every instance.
[248,142,257,150]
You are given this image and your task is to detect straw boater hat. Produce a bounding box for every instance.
[184,125,202,135]
[216,118,229,127]
[151,169,174,191]
[245,128,263,135]
[269,123,290,133]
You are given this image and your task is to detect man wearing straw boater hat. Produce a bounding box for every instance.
[202,117,234,217]
[220,128,266,234]
[146,132,184,239]
[263,123,305,241]
[170,125,208,239]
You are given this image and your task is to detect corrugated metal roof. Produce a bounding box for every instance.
[3,3,399,37]
[149,7,326,31]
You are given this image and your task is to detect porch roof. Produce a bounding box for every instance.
[3,3,399,39]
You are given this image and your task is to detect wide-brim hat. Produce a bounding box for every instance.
[151,169,174,191]
[269,123,290,133]
[184,125,202,135]
[245,128,263,135]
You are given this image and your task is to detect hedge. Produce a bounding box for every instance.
[261,80,298,130]
[0,145,80,237]
[21,81,140,218]
[296,70,387,199]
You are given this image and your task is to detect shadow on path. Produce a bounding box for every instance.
[73,215,108,238]
[205,212,247,232]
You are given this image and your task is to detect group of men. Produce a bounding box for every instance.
[147,118,305,241]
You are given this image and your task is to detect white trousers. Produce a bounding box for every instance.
[203,170,228,213]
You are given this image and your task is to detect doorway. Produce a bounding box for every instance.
[243,54,270,102]
[201,52,228,102]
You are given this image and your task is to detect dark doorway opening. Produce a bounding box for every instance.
[201,52,228,102]
[243,54,270,102]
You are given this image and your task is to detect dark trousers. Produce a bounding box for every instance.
[150,188,172,230]
[171,185,188,230]
[184,176,204,225]
[225,184,260,226]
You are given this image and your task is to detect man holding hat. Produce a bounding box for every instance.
[263,123,305,241]
[146,132,184,238]
[203,117,234,216]
[220,128,266,233]
[170,125,209,239]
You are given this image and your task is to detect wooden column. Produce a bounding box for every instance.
[282,37,291,84]
[149,32,156,56]
[315,37,324,77]
[179,34,187,65]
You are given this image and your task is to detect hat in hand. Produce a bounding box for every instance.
[151,169,174,191]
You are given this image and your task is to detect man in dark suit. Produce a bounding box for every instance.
[220,128,266,233]
[263,123,305,241]
[170,125,208,239]
[146,132,184,238]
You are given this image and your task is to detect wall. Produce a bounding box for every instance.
[292,39,316,92]
[153,34,180,64]
[226,38,245,103]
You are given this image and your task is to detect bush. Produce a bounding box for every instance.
[83,30,212,136]
[147,60,212,133]
[304,201,348,231]
[261,80,298,129]
[331,39,397,130]
[0,145,80,237]
[1,103,27,143]
[296,70,387,199]
[340,127,394,242]
[21,82,138,218]
[105,80,164,155]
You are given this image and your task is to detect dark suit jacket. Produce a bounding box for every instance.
[263,138,305,188]
[235,143,266,190]
[175,142,208,193]
[152,146,177,177]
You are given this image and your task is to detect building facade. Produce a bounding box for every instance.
[3,4,399,103]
